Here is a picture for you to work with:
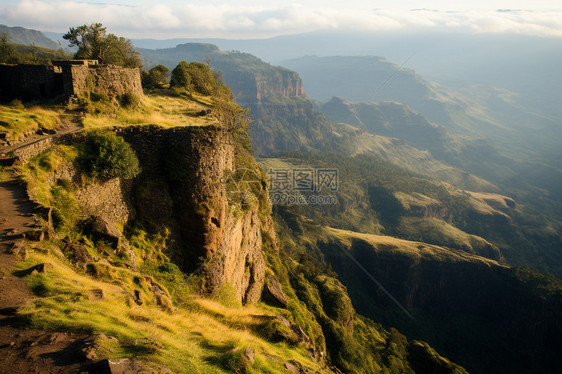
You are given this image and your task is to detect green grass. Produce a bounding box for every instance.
[18,144,78,207]
[0,105,61,141]
[15,249,324,373]
[81,89,218,129]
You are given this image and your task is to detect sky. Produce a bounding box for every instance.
[0,0,561,39]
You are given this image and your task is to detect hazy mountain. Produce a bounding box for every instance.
[321,96,461,160]
[0,24,59,50]
[130,31,562,105]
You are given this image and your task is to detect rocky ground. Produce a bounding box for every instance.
[0,168,140,373]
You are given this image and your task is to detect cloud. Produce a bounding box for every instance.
[1,0,561,39]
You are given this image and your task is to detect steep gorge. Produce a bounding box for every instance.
[321,229,562,374]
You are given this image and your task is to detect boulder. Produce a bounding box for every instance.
[261,274,288,308]
[21,263,53,276]
[92,358,140,374]
[7,241,29,260]
[290,323,311,344]
[284,362,299,372]
[65,243,93,267]
[91,216,122,248]
[261,316,311,346]
[80,334,119,361]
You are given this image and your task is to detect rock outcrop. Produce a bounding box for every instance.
[90,216,122,248]
[261,274,288,308]
[222,69,303,102]
[56,125,268,304]
[115,125,266,304]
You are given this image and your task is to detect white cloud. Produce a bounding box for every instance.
[0,0,561,38]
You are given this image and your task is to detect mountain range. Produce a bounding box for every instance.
[2,25,561,373]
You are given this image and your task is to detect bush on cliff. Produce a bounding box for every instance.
[77,130,140,180]
[170,61,221,96]
[141,65,171,89]
[119,92,142,109]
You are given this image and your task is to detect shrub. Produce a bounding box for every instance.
[170,61,192,90]
[120,92,141,109]
[90,91,109,103]
[77,130,140,180]
[142,65,170,88]
[51,183,81,233]
[8,99,24,109]
[170,61,218,95]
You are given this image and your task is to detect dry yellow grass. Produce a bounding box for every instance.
[467,191,516,211]
[83,91,219,130]
[394,191,441,210]
[0,105,62,141]
[16,248,324,373]
[327,227,503,266]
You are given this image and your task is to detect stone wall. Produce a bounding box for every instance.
[50,159,135,225]
[13,136,54,161]
[0,62,142,102]
[68,65,143,98]
[0,64,63,101]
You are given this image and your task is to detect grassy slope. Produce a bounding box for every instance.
[327,227,502,267]
[16,249,320,373]
[2,92,325,373]
[81,90,218,129]
[2,89,473,373]
[0,104,61,142]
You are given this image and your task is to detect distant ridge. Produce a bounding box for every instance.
[0,24,59,50]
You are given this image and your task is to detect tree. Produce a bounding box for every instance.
[63,23,141,68]
[170,61,192,89]
[213,97,253,150]
[170,61,219,95]
[0,33,16,63]
[213,99,251,133]
[186,62,216,95]
[142,64,170,88]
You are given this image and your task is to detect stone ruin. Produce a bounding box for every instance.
[0,60,143,102]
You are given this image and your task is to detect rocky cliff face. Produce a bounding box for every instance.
[321,230,562,374]
[223,69,303,102]
[115,125,265,303]
[64,126,266,304]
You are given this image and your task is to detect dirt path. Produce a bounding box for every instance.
[0,140,94,373]
[0,178,37,237]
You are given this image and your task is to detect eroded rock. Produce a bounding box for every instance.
[22,263,53,275]
[6,241,29,260]
[91,216,122,248]
[65,242,93,267]
[261,274,288,308]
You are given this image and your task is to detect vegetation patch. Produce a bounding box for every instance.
[0,104,61,142]
[77,130,140,180]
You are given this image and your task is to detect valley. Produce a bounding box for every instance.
[1,21,561,374]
